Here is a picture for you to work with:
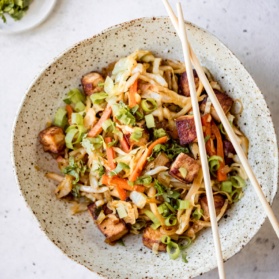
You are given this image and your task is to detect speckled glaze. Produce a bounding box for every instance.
[12,17,278,279]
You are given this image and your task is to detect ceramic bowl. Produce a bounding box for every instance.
[12,17,278,278]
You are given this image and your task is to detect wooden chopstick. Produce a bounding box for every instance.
[162,0,279,238]
[176,3,226,278]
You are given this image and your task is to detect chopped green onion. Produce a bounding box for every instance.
[141,98,158,113]
[230,175,246,188]
[135,175,152,186]
[109,162,129,176]
[167,241,180,260]
[231,189,244,202]
[102,119,115,132]
[179,167,187,179]
[90,92,108,105]
[208,155,223,174]
[144,209,161,229]
[161,235,171,245]
[178,199,190,210]
[179,236,192,249]
[74,101,85,112]
[158,203,169,216]
[65,127,78,149]
[181,253,188,263]
[192,208,203,220]
[53,107,67,129]
[165,214,177,226]
[130,127,143,142]
[71,113,83,125]
[81,136,104,154]
[221,181,233,193]
[218,123,227,135]
[63,88,85,104]
[131,218,146,231]
[154,128,167,139]
[145,114,155,128]
[112,102,136,126]
[164,202,176,213]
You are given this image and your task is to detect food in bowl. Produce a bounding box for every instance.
[38,49,248,260]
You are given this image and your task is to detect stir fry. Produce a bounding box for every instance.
[39,50,248,260]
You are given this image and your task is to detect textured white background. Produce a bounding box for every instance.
[0,0,278,278]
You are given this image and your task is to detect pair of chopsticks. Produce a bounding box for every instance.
[162,1,279,278]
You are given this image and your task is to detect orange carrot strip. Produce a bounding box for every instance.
[128,79,138,108]
[201,114,216,156]
[116,185,128,201]
[101,174,145,192]
[65,105,73,125]
[105,137,116,170]
[119,135,130,153]
[130,136,169,182]
[212,122,227,182]
[88,105,112,137]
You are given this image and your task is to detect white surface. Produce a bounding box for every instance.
[0,0,57,34]
[0,0,278,279]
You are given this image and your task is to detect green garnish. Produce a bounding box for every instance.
[64,88,85,105]
[53,107,67,129]
[192,208,203,220]
[112,102,136,126]
[143,209,161,230]
[109,162,129,176]
[130,127,143,142]
[153,128,167,139]
[90,92,108,105]
[145,114,155,128]
[0,0,32,23]
[141,98,158,113]
[62,157,87,184]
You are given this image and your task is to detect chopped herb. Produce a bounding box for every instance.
[0,0,33,23]
[63,157,87,184]
[153,128,167,139]
[135,175,153,186]
[130,127,143,142]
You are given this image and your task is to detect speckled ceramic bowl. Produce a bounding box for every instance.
[12,17,278,279]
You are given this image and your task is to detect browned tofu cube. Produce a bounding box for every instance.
[200,194,226,222]
[39,126,65,153]
[175,115,197,145]
[179,70,199,97]
[81,72,104,95]
[200,90,233,122]
[88,203,128,244]
[169,153,200,183]
[100,217,129,244]
[142,227,166,252]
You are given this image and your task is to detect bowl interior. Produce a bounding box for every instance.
[12,17,278,279]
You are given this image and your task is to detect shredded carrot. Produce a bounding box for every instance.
[128,79,138,108]
[212,122,227,182]
[130,136,169,182]
[201,114,215,156]
[101,175,145,193]
[116,185,128,201]
[65,105,73,125]
[88,105,112,137]
[105,137,116,170]
[119,134,130,153]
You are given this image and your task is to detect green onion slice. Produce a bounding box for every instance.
[144,209,161,229]
[90,92,108,105]
[145,114,155,128]
[63,88,85,104]
[141,98,158,113]
[167,241,180,260]
[165,214,177,226]
[53,107,67,129]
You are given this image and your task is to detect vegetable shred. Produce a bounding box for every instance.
[38,50,249,261]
